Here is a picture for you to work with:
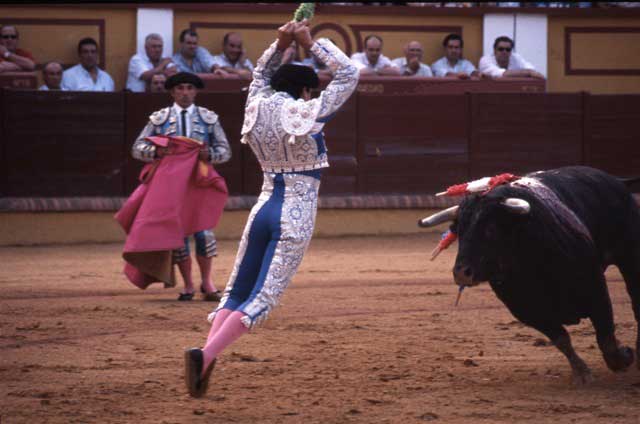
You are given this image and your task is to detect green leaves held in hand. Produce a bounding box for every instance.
[294,3,315,22]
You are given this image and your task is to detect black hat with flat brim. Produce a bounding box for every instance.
[271,64,319,92]
[165,72,204,90]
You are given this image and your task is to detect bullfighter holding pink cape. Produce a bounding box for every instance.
[115,135,228,289]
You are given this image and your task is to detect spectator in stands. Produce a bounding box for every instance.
[391,41,433,77]
[351,35,401,76]
[149,73,167,93]
[0,25,35,73]
[211,32,253,79]
[126,33,177,92]
[431,33,478,78]
[173,29,225,76]
[62,37,115,91]
[479,36,545,79]
[39,61,65,90]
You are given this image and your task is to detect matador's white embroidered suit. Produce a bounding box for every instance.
[209,38,359,328]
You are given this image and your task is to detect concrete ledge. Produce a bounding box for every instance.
[0,209,446,246]
[3,193,637,246]
[0,194,459,213]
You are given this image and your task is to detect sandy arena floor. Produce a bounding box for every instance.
[1,233,639,423]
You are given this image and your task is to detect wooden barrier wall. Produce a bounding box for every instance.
[1,89,639,198]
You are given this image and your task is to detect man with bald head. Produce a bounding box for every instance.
[392,41,433,77]
[40,61,65,90]
[0,25,35,73]
[351,35,400,76]
[211,32,254,79]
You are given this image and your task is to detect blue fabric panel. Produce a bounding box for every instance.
[181,230,207,256]
[316,112,335,123]
[312,132,326,156]
[193,230,207,256]
[224,174,285,310]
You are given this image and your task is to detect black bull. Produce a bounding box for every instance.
[420,166,640,384]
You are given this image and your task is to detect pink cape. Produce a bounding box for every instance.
[115,136,228,289]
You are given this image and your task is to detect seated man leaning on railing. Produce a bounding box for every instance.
[0,24,35,73]
[210,32,254,80]
[431,33,479,79]
[479,36,545,80]
[126,33,177,93]
[351,34,401,77]
[391,41,433,77]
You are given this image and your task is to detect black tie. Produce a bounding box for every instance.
[181,110,187,136]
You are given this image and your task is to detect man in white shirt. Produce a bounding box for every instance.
[479,36,545,79]
[350,34,400,76]
[61,37,115,91]
[431,33,478,79]
[126,33,177,92]
[211,32,254,79]
[39,61,65,91]
[391,41,433,77]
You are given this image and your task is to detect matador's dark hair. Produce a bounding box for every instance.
[271,64,319,99]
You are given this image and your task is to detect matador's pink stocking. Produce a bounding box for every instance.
[202,311,249,375]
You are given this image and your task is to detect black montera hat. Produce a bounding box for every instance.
[270,64,319,92]
[165,72,205,90]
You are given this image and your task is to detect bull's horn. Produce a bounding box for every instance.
[501,198,530,215]
[418,205,459,228]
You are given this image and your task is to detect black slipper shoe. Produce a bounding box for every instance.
[184,348,204,397]
[178,292,195,301]
[184,348,216,398]
[202,290,222,302]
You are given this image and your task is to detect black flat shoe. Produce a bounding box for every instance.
[202,290,222,302]
[178,292,195,301]
[184,348,216,398]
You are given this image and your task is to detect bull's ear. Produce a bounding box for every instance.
[500,198,530,215]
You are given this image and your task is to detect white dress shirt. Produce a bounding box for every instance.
[173,103,196,137]
[478,52,535,78]
[391,57,433,77]
[350,52,398,72]
[61,64,115,92]
[211,53,254,71]
[39,84,67,91]
[431,56,477,77]
[126,53,153,92]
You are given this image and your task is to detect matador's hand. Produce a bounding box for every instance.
[277,21,295,51]
[199,147,210,161]
[293,19,313,51]
[156,146,173,157]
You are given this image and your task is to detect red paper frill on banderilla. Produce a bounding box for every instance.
[115,136,228,289]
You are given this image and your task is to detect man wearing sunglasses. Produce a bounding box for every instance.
[0,25,35,73]
[479,36,545,79]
